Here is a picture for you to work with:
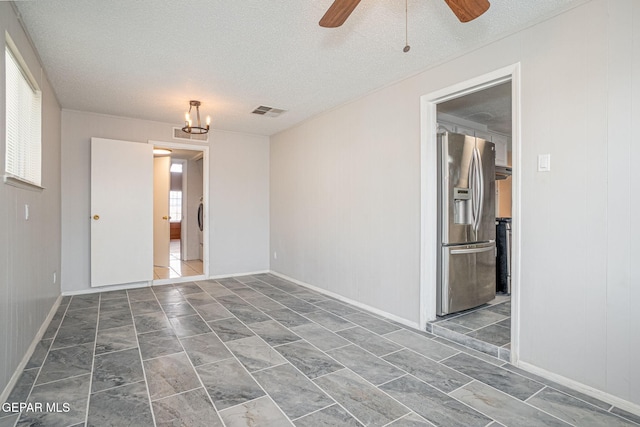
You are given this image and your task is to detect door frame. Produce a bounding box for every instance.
[149,140,209,284]
[419,63,521,364]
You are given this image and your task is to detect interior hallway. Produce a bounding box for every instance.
[153,239,203,280]
[1,275,638,427]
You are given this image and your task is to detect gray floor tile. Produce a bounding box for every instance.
[95,324,137,355]
[304,310,355,331]
[216,278,245,290]
[180,332,233,366]
[383,349,472,393]
[314,369,410,427]
[266,308,312,328]
[249,320,301,346]
[134,311,172,334]
[328,345,405,386]
[527,387,637,426]
[432,337,504,366]
[25,339,52,369]
[467,324,511,347]
[87,381,154,427]
[192,301,233,321]
[161,301,197,318]
[611,407,640,425]
[216,295,272,324]
[290,323,350,351]
[442,353,544,400]
[0,414,19,427]
[275,340,344,379]
[344,312,402,335]
[51,309,98,349]
[99,297,130,313]
[37,342,94,385]
[207,317,255,342]
[175,282,204,295]
[485,302,511,316]
[152,388,223,427]
[384,329,459,361]
[447,310,507,330]
[99,290,128,301]
[219,395,292,427]
[18,374,90,427]
[196,280,234,297]
[226,336,287,372]
[137,329,183,360]
[129,299,163,316]
[451,381,571,426]
[252,363,334,419]
[380,375,491,427]
[276,296,317,314]
[230,287,264,299]
[436,321,474,334]
[294,404,363,426]
[97,307,133,330]
[243,295,286,311]
[500,364,613,410]
[169,314,211,337]
[289,289,329,304]
[127,287,156,301]
[386,412,435,426]
[153,286,186,304]
[91,348,144,393]
[6,369,38,403]
[67,294,100,311]
[337,326,402,356]
[144,352,201,400]
[314,300,360,316]
[496,318,511,329]
[196,358,265,410]
[183,292,217,307]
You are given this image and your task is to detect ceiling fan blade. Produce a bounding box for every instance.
[444,0,490,22]
[319,0,362,28]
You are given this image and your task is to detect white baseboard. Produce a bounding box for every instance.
[0,295,62,404]
[208,270,270,280]
[62,281,150,296]
[517,360,640,416]
[269,270,420,330]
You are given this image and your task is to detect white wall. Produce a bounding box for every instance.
[0,3,62,397]
[271,0,639,408]
[61,111,270,293]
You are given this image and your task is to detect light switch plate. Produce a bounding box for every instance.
[538,154,551,172]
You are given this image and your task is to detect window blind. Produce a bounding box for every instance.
[5,45,42,187]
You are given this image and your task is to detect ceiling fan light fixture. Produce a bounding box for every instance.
[182,100,210,135]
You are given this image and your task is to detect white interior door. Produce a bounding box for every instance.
[91,138,153,287]
[153,156,171,267]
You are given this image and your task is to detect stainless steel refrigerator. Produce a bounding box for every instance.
[437,132,496,316]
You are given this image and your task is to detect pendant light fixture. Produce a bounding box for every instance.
[182,100,210,134]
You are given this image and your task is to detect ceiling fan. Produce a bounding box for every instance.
[319,0,490,27]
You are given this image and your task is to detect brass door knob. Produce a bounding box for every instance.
[93,215,100,220]
[162,216,169,220]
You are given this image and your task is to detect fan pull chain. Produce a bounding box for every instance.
[403,0,411,52]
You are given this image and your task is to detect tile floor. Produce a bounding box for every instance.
[2,274,639,427]
[427,295,512,361]
[153,240,203,280]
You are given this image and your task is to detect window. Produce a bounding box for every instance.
[169,191,182,223]
[5,35,42,188]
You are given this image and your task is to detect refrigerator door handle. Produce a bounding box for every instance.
[451,245,494,255]
[475,146,484,231]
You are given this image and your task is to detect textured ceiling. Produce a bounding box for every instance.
[14,0,586,136]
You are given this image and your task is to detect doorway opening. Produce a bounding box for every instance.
[151,140,209,284]
[419,64,521,363]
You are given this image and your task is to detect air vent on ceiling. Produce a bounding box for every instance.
[251,105,286,117]
[173,127,209,142]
